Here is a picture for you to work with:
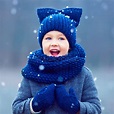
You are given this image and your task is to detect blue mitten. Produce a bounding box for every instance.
[32,84,55,112]
[56,85,80,114]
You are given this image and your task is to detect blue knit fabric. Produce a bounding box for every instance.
[21,44,85,84]
[13,67,102,114]
[37,8,82,25]
[56,85,80,114]
[37,8,82,48]
[32,84,55,112]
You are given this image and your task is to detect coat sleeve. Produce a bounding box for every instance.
[12,78,32,114]
[79,68,102,114]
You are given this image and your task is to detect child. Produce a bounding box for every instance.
[12,8,102,114]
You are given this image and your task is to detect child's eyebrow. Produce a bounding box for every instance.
[57,33,65,36]
[44,34,51,36]
[46,32,53,35]
[58,34,63,36]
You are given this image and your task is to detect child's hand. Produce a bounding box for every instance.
[32,84,55,112]
[55,85,80,114]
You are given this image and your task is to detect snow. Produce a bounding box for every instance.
[11,8,17,15]
[39,65,45,70]
[84,15,88,20]
[12,0,18,5]
[33,30,37,34]
[1,82,5,87]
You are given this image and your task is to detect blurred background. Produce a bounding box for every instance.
[0,0,114,113]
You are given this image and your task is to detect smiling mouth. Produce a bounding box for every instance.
[50,49,60,57]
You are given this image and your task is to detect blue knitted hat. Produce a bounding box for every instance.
[37,8,82,49]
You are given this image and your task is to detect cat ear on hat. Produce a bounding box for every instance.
[37,8,56,23]
[62,8,82,27]
[37,7,82,27]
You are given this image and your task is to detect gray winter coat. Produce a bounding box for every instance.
[12,67,102,114]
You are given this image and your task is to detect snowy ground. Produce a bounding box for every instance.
[0,67,114,114]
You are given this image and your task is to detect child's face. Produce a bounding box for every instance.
[42,31,70,57]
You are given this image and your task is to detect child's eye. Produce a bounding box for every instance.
[45,37,52,40]
[59,37,65,40]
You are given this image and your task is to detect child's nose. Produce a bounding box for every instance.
[51,43,58,47]
[50,40,58,46]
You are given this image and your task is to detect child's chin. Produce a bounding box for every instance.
[52,55,59,57]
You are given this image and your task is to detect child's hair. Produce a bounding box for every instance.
[37,8,82,49]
